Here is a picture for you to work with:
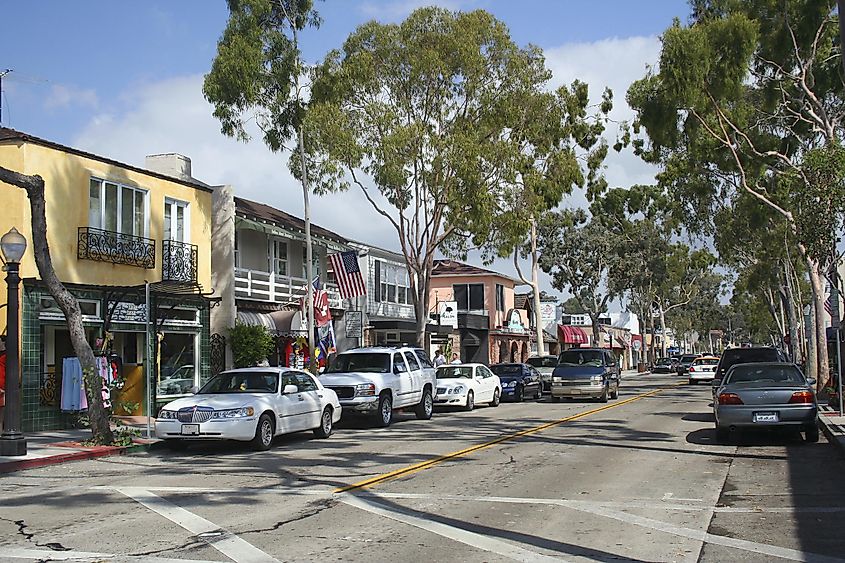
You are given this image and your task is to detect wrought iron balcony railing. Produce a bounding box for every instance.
[78,227,156,269]
[162,239,198,284]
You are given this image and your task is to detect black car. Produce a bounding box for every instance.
[714,346,788,382]
[677,354,701,375]
[489,363,543,402]
[652,357,679,374]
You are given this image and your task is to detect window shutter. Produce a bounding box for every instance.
[373,259,381,301]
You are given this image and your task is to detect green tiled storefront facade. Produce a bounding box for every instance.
[19,283,212,432]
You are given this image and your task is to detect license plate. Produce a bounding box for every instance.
[181,424,200,435]
[753,412,779,423]
[570,389,581,395]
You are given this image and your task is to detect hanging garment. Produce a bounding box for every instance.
[96,356,111,409]
[61,357,88,412]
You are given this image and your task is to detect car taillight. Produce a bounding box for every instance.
[689,366,696,372]
[718,392,743,405]
[788,391,814,404]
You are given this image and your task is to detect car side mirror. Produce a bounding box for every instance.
[806,377,816,386]
[189,385,199,394]
[283,384,299,394]
[711,379,721,387]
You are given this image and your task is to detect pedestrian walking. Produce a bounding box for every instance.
[450,353,461,364]
[434,349,446,366]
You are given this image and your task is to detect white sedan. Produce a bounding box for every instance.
[155,367,341,450]
[434,363,501,410]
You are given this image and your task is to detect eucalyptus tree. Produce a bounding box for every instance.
[302,8,597,345]
[203,0,322,358]
[537,209,617,346]
[627,0,845,385]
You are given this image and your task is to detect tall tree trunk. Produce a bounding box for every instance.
[808,258,830,391]
[782,261,801,364]
[648,307,656,364]
[0,167,113,443]
[659,308,668,358]
[530,218,544,357]
[589,312,601,347]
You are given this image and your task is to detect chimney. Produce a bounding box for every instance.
[145,153,192,181]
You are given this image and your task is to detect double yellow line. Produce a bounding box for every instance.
[335,383,677,493]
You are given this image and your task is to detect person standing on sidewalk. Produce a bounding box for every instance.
[433,349,446,366]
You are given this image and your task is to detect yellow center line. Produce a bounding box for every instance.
[335,381,684,493]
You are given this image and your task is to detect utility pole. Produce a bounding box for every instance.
[0,69,12,125]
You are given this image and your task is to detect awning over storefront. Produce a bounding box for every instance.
[559,324,589,345]
[236,310,304,334]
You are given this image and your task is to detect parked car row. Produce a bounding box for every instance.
[155,346,624,451]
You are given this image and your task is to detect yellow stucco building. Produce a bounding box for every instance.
[0,128,216,431]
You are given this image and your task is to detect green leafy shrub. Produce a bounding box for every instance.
[229,322,275,368]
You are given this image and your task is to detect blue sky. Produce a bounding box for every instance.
[0,0,691,299]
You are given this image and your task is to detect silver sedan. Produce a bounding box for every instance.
[712,362,818,443]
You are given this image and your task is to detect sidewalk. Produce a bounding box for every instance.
[0,422,159,474]
[819,404,845,456]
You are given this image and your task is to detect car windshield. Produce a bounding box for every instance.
[694,358,719,366]
[557,350,603,367]
[724,365,805,385]
[656,358,672,365]
[491,365,522,375]
[437,366,473,379]
[681,355,697,363]
[199,372,279,394]
[325,352,390,373]
[527,357,557,368]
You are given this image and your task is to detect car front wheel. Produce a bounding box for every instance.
[415,387,433,420]
[313,407,333,439]
[375,393,393,427]
[251,413,275,451]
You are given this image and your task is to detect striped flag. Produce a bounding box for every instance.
[329,251,367,299]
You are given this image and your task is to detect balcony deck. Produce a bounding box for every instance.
[234,267,342,309]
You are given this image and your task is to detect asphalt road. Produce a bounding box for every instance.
[2,372,844,563]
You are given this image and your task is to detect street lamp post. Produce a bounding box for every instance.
[0,227,27,456]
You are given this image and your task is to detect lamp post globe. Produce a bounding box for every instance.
[1,227,27,264]
[1,226,27,456]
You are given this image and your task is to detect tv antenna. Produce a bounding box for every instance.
[0,69,12,125]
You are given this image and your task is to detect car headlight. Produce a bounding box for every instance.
[355,383,376,397]
[157,409,177,420]
[451,386,465,394]
[211,406,255,419]
[505,381,516,387]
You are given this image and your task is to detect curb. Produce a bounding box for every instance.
[818,415,845,458]
[0,440,156,474]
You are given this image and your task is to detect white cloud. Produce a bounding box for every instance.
[71,34,663,305]
[44,84,99,111]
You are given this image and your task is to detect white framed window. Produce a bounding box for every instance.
[163,198,189,243]
[88,177,148,237]
[39,297,101,322]
[301,246,320,279]
[379,262,410,304]
[269,238,288,276]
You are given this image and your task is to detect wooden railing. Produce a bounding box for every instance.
[234,268,342,308]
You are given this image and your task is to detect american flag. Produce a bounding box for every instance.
[329,251,367,299]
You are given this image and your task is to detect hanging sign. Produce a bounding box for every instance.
[346,311,363,338]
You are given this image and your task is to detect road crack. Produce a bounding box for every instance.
[236,498,336,535]
[1,518,71,552]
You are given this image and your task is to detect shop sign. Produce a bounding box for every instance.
[109,301,147,323]
[540,302,556,322]
[506,309,525,333]
[633,339,642,352]
[439,301,458,328]
[346,311,363,338]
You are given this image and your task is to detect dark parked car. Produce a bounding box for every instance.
[652,357,679,374]
[676,354,701,375]
[714,347,788,382]
[489,363,542,402]
[550,348,620,402]
[713,362,818,443]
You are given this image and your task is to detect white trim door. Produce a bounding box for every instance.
[164,198,189,243]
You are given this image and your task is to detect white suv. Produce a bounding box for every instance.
[319,347,436,426]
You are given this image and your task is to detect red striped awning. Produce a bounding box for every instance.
[558,324,589,345]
